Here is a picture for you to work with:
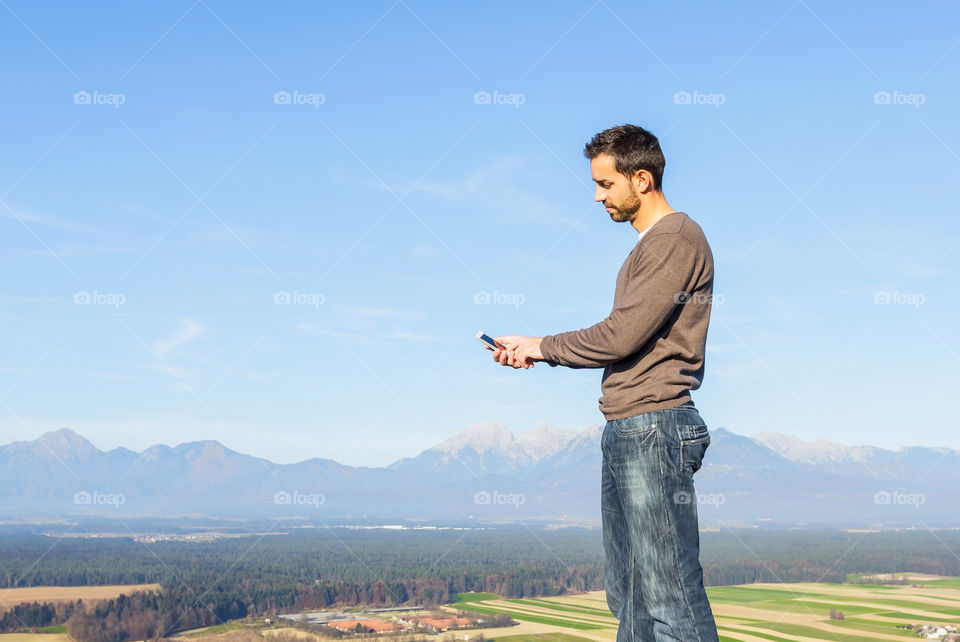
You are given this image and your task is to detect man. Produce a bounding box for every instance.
[492,124,719,641]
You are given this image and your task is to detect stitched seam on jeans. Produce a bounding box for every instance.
[655,424,699,639]
[614,422,657,438]
[667,478,699,638]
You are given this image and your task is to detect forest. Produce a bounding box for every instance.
[1,523,959,642]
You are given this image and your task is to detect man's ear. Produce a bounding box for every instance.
[631,169,653,194]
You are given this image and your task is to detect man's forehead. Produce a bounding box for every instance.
[590,155,619,180]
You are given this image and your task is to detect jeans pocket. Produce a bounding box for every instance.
[613,416,658,438]
[677,424,710,477]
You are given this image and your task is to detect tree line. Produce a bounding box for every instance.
[1,526,959,641]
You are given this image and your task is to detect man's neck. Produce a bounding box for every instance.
[631,195,678,236]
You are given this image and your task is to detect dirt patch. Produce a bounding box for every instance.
[0,584,161,609]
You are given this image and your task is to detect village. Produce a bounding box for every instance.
[272,605,513,638]
[913,623,960,640]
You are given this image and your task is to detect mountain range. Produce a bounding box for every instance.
[1,424,956,528]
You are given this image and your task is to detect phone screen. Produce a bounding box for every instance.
[477,332,499,350]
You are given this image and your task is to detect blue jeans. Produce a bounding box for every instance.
[600,400,719,641]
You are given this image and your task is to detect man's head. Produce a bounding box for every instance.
[584,124,665,223]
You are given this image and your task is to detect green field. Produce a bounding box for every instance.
[448,573,960,641]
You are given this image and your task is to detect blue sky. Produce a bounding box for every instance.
[1,1,958,466]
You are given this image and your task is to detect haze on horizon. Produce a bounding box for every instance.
[1,2,957,467]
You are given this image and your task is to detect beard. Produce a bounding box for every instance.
[606,188,641,222]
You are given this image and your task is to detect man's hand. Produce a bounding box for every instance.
[492,335,544,369]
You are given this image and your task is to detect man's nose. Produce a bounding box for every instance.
[595,189,605,202]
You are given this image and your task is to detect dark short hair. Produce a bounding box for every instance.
[584,124,665,191]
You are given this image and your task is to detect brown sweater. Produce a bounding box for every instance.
[539,211,714,420]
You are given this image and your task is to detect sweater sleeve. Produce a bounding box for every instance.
[539,233,699,368]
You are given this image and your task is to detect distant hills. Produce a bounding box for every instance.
[1,424,956,528]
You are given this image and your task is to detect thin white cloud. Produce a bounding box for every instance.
[4,246,140,257]
[410,242,440,258]
[1,205,96,234]
[294,321,377,344]
[411,157,583,229]
[382,332,445,342]
[332,304,425,322]
[150,319,206,356]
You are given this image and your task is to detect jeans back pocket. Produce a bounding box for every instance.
[677,424,710,477]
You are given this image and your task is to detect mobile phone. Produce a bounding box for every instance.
[476,332,502,351]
